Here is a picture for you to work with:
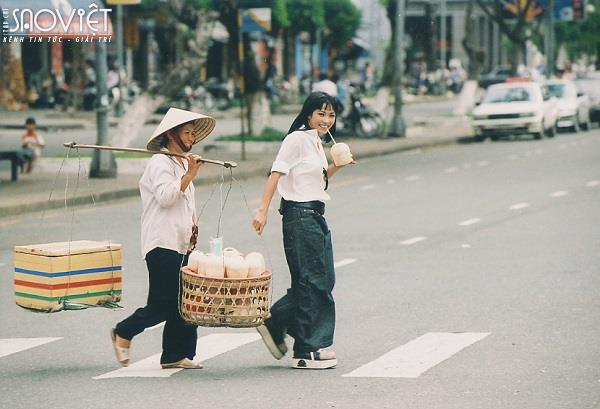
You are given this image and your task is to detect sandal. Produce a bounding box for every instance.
[110,328,130,367]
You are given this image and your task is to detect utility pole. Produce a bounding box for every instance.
[544,0,555,78]
[390,0,406,137]
[440,0,447,93]
[115,4,125,117]
[90,42,117,178]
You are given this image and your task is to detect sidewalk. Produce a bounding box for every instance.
[0,117,474,218]
[0,93,454,131]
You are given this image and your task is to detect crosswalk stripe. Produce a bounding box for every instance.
[459,218,481,226]
[343,332,490,378]
[0,337,62,358]
[93,332,260,379]
[334,258,357,268]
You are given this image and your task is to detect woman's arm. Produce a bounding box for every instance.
[252,171,282,235]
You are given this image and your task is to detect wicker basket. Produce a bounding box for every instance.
[180,266,271,328]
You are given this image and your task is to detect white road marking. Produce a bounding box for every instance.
[400,237,427,245]
[343,332,490,378]
[360,184,377,191]
[0,262,5,268]
[444,167,458,173]
[476,161,489,167]
[461,244,471,249]
[405,175,420,182]
[586,180,599,187]
[0,337,62,358]
[334,176,370,188]
[459,218,481,226]
[509,203,530,210]
[550,191,569,198]
[94,333,260,379]
[334,258,357,268]
[386,179,396,184]
[145,323,165,332]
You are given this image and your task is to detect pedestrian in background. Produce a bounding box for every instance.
[252,92,353,369]
[111,108,215,370]
[21,117,45,173]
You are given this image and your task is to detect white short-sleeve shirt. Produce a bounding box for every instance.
[139,153,196,258]
[271,129,330,202]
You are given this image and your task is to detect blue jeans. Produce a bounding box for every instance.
[266,204,336,354]
[115,248,197,364]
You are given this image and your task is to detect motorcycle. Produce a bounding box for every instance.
[337,87,385,138]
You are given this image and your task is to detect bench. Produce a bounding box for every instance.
[0,150,27,182]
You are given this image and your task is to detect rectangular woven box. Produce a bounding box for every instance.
[14,240,122,312]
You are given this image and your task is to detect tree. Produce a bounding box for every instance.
[475,0,544,72]
[555,0,600,67]
[113,0,217,147]
[462,0,484,79]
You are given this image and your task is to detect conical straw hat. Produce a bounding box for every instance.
[146,107,216,151]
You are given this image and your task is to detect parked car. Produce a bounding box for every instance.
[574,73,600,127]
[472,81,558,141]
[478,66,513,89]
[544,79,591,132]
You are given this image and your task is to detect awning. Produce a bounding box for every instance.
[1,0,113,39]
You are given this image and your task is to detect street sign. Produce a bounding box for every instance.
[240,8,271,33]
[539,0,586,21]
[106,0,141,4]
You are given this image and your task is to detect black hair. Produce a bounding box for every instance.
[287,92,338,142]
[25,117,36,125]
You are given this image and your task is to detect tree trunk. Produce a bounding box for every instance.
[462,0,482,80]
[112,8,215,147]
[246,92,269,136]
[0,43,28,111]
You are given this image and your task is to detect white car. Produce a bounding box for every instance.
[472,81,558,141]
[544,79,591,132]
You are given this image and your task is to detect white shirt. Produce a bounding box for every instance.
[139,153,196,258]
[271,129,330,202]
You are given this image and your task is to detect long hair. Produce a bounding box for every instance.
[286,92,339,142]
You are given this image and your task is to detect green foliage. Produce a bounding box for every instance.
[273,0,290,28]
[216,127,284,141]
[323,0,361,48]
[287,0,325,34]
[555,0,600,59]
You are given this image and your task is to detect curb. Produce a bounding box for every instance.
[0,133,474,218]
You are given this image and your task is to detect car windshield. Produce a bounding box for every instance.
[545,84,576,99]
[483,87,532,103]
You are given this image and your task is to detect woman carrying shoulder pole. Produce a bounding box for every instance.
[252,91,354,369]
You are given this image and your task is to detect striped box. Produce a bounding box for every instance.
[14,240,122,312]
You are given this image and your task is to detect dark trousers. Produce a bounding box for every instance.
[115,247,197,364]
[266,205,336,354]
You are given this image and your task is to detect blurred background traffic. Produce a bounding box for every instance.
[1,0,599,154]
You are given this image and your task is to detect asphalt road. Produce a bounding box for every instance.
[1,129,599,409]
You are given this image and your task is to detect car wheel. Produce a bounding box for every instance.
[474,134,486,142]
[533,132,543,140]
[546,123,556,138]
[490,134,500,141]
[580,118,591,131]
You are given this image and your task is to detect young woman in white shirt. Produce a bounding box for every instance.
[111,108,214,370]
[252,92,352,369]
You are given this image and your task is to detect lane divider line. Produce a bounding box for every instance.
[360,184,377,191]
[400,237,427,246]
[405,175,420,182]
[444,167,458,173]
[586,180,599,187]
[550,191,569,198]
[509,203,530,210]
[334,258,357,268]
[459,218,481,226]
